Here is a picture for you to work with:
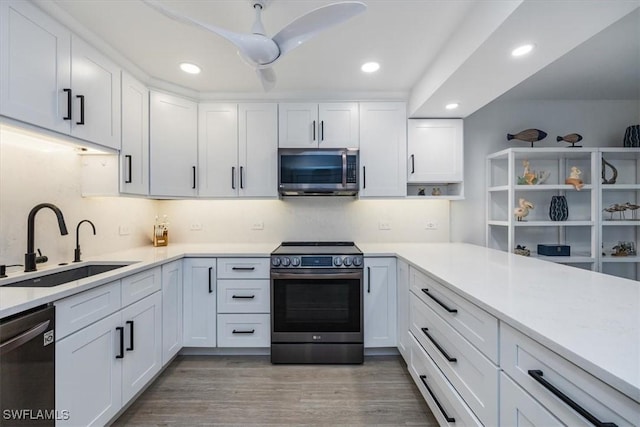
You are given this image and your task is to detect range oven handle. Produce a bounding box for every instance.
[271,271,362,280]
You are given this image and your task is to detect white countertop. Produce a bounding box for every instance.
[1,242,638,403]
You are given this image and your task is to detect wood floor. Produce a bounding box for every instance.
[113,355,438,426]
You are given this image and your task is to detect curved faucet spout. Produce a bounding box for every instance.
[25,203,68,272]
[74,219,97,263]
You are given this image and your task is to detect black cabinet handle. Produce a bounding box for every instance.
[76,95,85,125]
[363,166,366,189]
[231,166,236,190]
[232,295,255,299]
[421,328,457,362]
[239,166,244,189]
[116,326,124,359]
[313,120,316,141]
[411,154,415,174]
[367,266,371,293]
[192,166,196,189]
[320,120,324,141]
[208,267,213,293]
[126,320,134,351]
[63,88,72,120]
[528,370,617,427]
[232,329,255,334]
[419,375,455,423]
[232,266,255,271]
[421,289,457,313]
[125,155,132,183]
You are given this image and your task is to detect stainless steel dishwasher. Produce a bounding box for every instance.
[0,305,55,426]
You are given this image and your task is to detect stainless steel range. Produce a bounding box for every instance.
[270,242,364,364]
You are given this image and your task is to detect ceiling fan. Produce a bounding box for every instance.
[142,0,367,91]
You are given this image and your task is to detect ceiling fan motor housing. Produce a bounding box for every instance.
[250,0,271,10]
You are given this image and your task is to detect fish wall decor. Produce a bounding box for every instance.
[507,129,548,147]
[556,133,583,148]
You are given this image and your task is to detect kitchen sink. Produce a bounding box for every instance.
[2,264,131,288]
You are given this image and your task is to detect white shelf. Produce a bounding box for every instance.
[536,254,595,264]
[488,220,508,226]
[601,256,640,263]
[602,220,640,226]
[514,184,593,191]
[513,220,594,227]
[488,185,509,192]
[601,184,640,191]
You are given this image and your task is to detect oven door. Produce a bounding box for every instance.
[271,269,363,343]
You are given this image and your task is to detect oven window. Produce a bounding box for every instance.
[273,279,361,332]
[280,155,343,185]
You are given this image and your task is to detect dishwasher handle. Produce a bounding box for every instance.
[0,320,50,355]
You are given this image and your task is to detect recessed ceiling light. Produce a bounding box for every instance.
[180,62,201,74]
[445,103,459,110]
[511,44,534,57]
[361,62,380,73]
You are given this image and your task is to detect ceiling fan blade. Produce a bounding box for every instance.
[256,67,277,92]
[272,1,367,57]
[142,0,279,65]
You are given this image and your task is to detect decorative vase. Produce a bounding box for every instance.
[549,195,569,221]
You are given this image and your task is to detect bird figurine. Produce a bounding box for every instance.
[507,129,547,147]
[556,133,583,148]
[514,198,534,221]
[625,202,640,220]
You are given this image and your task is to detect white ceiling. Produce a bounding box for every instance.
[37,0,640,118]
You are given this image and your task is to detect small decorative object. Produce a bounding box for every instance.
[601,157,618,184]
[431,187,441,196]
[417,187,425,196]
[514,245,530,256]
[623,124,640,147]
[565,166,584,190]
[612,241,636,257]
[603,204,628,220]
[153,215,169,247]
[514,198,534,221]
[507,128,548,148]
[556,133,583,148]
[625,202,640,220]
[549,195,569,221]
[537,244,571,256]
[517,160,550,185]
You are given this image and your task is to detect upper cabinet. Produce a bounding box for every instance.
[149,91,198,197]
[0,0,121,150]
[120,72,149,195]
[278,102,359,148]
[238,103,278,197]
[198,103,238,197]
[359,102,407,197]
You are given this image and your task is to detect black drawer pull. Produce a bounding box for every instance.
[63,88,72,120]
[232,295,255,299]
[528,370,617,427]
[126,320,134,351]
[232,266,255,271]
[421,328,457,362]
[76,94,85,125]
[115,326,124,359]
[125,155,132,183]
[421,288,457,313]
[419,375,455,423]
[208,267,213,293]
[232,329,255,334]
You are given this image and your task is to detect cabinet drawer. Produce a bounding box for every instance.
[409,334,482,427]
[409,266,498,362]
[500,372,563,426]
[410,293,498,426]
[55,280,121,340]
[217,258,270,279]
[216,314,270,347]
[217,279,270,313]
[501,323,639,426]
[121,267,161,307]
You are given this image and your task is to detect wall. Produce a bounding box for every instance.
[451,99,640,246]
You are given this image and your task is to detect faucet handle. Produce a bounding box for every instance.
[35,249,48,264]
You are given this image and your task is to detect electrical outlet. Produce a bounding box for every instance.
[190,223,203,231]
[252,221,264,230]
[378,221,391,230]
[425,221,438,230]
[118,225,131,236]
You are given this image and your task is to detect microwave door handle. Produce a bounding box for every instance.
[342,151,347,187]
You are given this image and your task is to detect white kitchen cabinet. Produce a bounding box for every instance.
[500,372,564,427]
[161,260,183,365]
[198,103,238,197]
[0,1,121,150]
[182,258,217,347]
[120,72,149,195]
[359,102,407,197]
[238,103,278,197]
[396,259,410,362]
[149,91,198,197]
[364,257,397,348]
[278,102,359,148]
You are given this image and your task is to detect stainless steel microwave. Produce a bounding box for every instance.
[278,148,359,196]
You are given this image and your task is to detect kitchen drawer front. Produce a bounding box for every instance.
[409,266,498,362]
[500,371,564,427]
[121,266,161,307]
[409,334,482,427]
[216,258,270,279]
[410,293,498,426]
[501,323,639,426]
[217,313,270,347]
[217,279,270,314]
[55,280,121,340]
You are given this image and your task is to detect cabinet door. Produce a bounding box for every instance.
[70,35,121,150]
[408,119,463,182]
[500,373,563,427]
[162,260,183,365]
[0,0,71,134]
[278,103,318,148]
[364,257,397,347]
[396,259,410,361]
[120,72,149,195]
[239,103,278,197]
[359,102,407,197]
[198,103,238,197]
[121,292,162,403]
[318,102,359,148]
[56,312,122,427]
[149,91,198,197]
[183,258,217,347]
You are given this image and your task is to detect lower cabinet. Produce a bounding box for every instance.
[161,260,183,364]
[500,372,564,427]
[396,259,410,361]
[364,257,397,347]
[182,258,217,347]
[217,313,270,347]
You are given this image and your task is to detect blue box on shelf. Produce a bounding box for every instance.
[537,244,571,256]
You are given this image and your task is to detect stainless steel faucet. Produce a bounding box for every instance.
[74,219,96,263]
[25,203,69,272]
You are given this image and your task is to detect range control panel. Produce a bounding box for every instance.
[271,255,363,269]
